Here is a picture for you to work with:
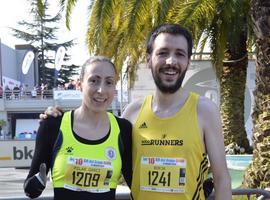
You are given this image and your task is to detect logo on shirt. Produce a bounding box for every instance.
[105,147,116,160]
[139,122,148,129]
[66,146,74,154]
[141,139,183,146]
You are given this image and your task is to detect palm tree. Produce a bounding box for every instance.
[204,0,252,151]
[243,0,270,188]
[60,0,251,150]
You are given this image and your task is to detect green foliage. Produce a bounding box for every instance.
[0,120,6,128]
[59,0,254,85]
[11,0,77,87]
[57,64,80,86]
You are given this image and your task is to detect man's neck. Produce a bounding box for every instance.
[152,88,189,117]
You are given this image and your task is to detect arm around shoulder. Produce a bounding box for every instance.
[198,97,232,199]
[121,99,143,124]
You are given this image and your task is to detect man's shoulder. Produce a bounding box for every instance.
[122,98,145,123]
[125,98,144,111]
[197,96,219,116]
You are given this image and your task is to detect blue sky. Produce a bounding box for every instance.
[0,0,89,66]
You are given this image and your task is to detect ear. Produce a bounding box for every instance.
[146,53,151,63]
[187,58,191,68]
[146,54,151,68]
[77,80,83,92]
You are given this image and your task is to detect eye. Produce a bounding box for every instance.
[157,51,167,56]
[88,77,99,85]
[176,53,183,57]
[106,79,115,86]
[176,51,187,57]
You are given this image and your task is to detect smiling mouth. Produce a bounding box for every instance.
[160,68,179,76]
[163,71,177,75]
[93,97,106,103]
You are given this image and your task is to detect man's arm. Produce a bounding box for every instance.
[198,97,232,200]
[121,99,143,124]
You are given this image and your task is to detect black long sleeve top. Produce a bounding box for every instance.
[24,111,132,200]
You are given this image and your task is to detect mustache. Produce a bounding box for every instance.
[159,66,181,73]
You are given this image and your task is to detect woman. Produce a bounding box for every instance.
[24,56,132,200]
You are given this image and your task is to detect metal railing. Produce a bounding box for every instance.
[1,89,54,100]
[207,189,270,200]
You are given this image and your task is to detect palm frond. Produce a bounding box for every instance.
[37,0,44,18]
[175,0,216,41]
[63,0,78,30]
[152,0,174,26]
[125,0,152,39]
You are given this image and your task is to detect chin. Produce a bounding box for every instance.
[96,104,111,111]
[91,108,107,113]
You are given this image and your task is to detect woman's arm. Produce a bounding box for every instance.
[24,116,62,198]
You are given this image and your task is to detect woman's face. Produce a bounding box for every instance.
[81,61,116,113]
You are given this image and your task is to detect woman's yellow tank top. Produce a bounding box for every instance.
[52,111,122,193]
[131,92,208,200]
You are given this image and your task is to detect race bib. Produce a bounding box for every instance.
[140,157,187,193]
[64,157,113,193]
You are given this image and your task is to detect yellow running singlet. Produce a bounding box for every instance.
[131,92,208,200]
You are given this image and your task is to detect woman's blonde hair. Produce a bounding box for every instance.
[79,56,116,80]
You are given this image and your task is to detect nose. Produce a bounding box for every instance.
[97,82,106,93]
[166,55,177,66]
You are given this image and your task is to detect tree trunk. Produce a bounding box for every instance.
[220,31,250,151]
[244,0,270,188]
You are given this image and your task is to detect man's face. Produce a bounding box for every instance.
[148,33,190,94]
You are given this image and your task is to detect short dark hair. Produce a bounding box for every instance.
[80,56,116,80]
[146,24,193,58]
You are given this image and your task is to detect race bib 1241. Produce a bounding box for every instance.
[140,157,187,193]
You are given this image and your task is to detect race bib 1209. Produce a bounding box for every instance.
[64,157,113,193]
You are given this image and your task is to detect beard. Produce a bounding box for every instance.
[151,66,187,94]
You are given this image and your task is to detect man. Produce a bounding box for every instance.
[122,24,231,200]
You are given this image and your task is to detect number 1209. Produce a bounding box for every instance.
[72,171,100,187]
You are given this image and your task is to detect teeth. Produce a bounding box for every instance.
[164,71,177,75]
[94,98,106,102]
[160,67,178,75]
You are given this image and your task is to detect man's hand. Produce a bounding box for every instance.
[39,106,63,120]
[35,163,47,186]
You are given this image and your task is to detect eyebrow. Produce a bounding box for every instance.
[88,76,115,82]
[156,47,187,54]
[106,76,115,80]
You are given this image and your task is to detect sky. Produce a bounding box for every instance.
[0,0,89,66]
